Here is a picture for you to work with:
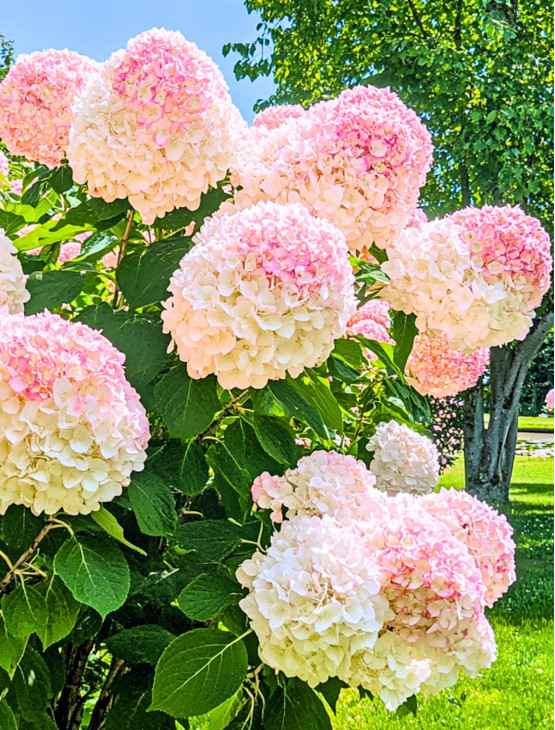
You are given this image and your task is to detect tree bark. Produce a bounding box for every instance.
[464,310,553,502]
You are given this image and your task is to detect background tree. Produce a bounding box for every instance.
[0,33,13,80]
[226,0,554,500]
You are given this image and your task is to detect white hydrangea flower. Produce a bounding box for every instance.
[0,229,29,314]
[367,421,440,495]
[236,515,392,687]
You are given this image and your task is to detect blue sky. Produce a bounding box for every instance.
[2,0,274,120]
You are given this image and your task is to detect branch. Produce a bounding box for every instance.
[406,0,429,44]
[0,520,58,595]
[55,640,95,730]
[112,210,134,306]
[87,658,126,730]
[513,309,554,365]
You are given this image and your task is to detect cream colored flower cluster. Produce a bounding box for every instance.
[68,28,245,224]
[367,420,440,495]
[0,313,149,516]
[0,229,29,314]
[162,201,356,389]
[383,210,552,351]
[230,85,432,252]
[239,451,511,711]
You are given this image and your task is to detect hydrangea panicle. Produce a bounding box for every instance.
[545,388,554,412]
[0,49,98,167]
[231,85,432,252]
[347,300,393,360]
[407,333,489,398]
[367,420,440,495]
[69,28,245,224]
[0,313,149,515]
[252,104,305,130]
[162,201,356,389]
[0,228,29,314]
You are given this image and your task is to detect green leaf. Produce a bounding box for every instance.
[252,415,298,465]
[265,679,332,730]
[0,701,17,730]
[331,338,365,371]
[54,198,129,229]
[91,506,147,555]
[9,646,52,722]
[269,376,333,438]
[106,625,175,665]
[54,534,130,618]
[0,618,28,678]
[395,694,418,717]
[0,507,43,555]
[104,669,174,730]
[192,690,244,730]
[38,577,80,649]
[117,237,192,309]
[24,270,84,314]
[391,312,417,371]
[175,520,242,562]
[2,584,48,640]
[154,366,220,439]
[128,471,177,537]
[49,165,73,194]
[177,441,209,495]
[150,628,248,718]
[77,304,169,391]
[153,187,230,230]
[0,210,26,237]
[305,371,343,432]
[177,573,241,621]
[21,179,42,207]
[316,677,346,714]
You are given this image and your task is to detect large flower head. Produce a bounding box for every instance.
[383,209,552,351]
[253,104,305,130]
[0,229,29,314]
[343,499,493,709]
[69,28,245,224]
[162,201,356,389]
[406,333,489,398]
[0,49,98,167]
[231,85,432,252]
[236,515,392,687]
[546,388,554,412]
[0,313,149,515]
[251,450,386,523]
[367,420,440,495]
[421,488,516,606]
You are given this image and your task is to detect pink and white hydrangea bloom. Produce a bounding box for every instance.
[230,85,432,252]
[545,388,554,412]
[0,229,29,314]
[347,300,393,359]
[383,208,552,351]
[406,333,489,398]
[343,499,494,709]
[162,201,356,389]
[421,488,516,606]
[252,103,305,130]
[251,450,387,523]
[0,150,8,180]
[68,28,245,224]
[236,514,392,687]
[367,420,440,495]
[0,49,98,167]
[0,313,149,516]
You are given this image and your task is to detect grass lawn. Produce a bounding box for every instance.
[483,414,554,432]
[334,455,554,730]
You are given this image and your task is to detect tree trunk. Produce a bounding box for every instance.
[464,311,553,503]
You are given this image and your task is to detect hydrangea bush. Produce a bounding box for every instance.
[0,26,548,730]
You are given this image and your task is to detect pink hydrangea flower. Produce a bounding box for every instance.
[0,150,8,179]
[407,333,489,398]
[347,300,393,360]
[0,49,98,167]
[251,450,386,523]
[162,201,356,389]
[252,104,305,130]
[421,488,516,606]
[383,209,552,350]
[0,313,149,515]
[69,28,245,224]
[545,388,554,412]
[230,85,432,252]
[9,179,22,195]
